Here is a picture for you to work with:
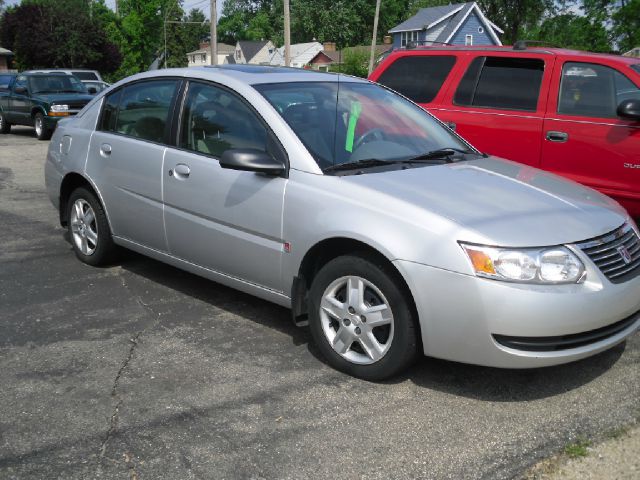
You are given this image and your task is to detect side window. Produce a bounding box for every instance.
[100,89,122,132]
[376,56,456,103]
[0,75,13,90]
[14,75,27,92]
[180,82,268,158]
[558,62,640,118]
[113,80,178,143]
[454,56,545,111]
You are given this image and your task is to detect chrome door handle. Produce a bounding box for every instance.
[546,131,568,143]
[172,163,191,178]
[100,143,112,156]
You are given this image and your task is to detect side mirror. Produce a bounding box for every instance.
[617,99,640,121]
[220,148,285,175]
[14,86,27,95]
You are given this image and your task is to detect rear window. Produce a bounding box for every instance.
[454,56,545,111]
[72,71,99,81]
[376,55,456,103]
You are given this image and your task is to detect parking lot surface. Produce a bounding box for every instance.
[1,127,639,479]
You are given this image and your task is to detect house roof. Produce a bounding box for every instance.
[389,2,503,46]
[186,43,236,57]
[238,40,269,62]
[389,3,466,33]
[276,42,323,64]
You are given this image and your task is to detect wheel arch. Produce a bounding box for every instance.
[31,106,47,118]
[59,173,109,229]
[291,237,419,332]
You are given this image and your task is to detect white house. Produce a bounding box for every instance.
[186,42,235,67]
[270,42,323,68]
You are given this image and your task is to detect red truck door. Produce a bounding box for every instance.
[433,52,555,168]
[541,59,640,217]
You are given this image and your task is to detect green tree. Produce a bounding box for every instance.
[529,13,611,52]
[611,0,640,52]
[340,48,369,77]
[0,0,121,72]
[477,0,556,44]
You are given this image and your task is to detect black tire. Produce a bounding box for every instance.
[66,187,117,266]
[308,254,419,381]
[0,111,11,134]
[34,112,52,140]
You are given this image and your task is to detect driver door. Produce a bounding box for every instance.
[163,81,287,292]
[542,60,640,207]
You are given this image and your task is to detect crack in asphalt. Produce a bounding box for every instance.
[97,273,161,476]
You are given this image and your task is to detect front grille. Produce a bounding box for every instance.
[576,223,640,283]
[493,310,640,352]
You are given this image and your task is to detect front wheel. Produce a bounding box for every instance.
[308,254,419,380]
[0,111,11,134]
[67,187,117,266]
[34,112,52,140]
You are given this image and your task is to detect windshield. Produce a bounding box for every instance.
[29,75,87,94]
[255,81,470,170]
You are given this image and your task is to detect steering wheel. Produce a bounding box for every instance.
[353,128,387,151]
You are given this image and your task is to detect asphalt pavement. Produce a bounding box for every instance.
[1,126,638,479]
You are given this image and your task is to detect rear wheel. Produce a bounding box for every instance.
[67,187,117,266]
[0,112,11,134]
[34,112,52,140]
[308,254,419,380]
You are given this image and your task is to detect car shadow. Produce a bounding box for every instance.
[116,249,626,401]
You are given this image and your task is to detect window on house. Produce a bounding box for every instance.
[454,56,545,111]
[376,55,456,103]
[465,34,473,46]
[558,62,640,118]
[478,26,484,34]
[400,31,419,48]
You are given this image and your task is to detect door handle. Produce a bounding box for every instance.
[546,131,569,143]
[170,163,191,179]
[100,143,112,156]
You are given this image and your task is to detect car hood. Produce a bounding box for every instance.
[34,93,94,104]
[341,157,628,247]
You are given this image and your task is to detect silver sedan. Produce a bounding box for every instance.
[45,66,640,380]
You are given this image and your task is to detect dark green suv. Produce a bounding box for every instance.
[0,72,94,140]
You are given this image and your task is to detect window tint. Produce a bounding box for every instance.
[100,89,122,132]
[0,75,14,90]
[72,71,99,81]
[28,75,86,94]
[376,56,456,103]
[558,62,640,118]
[454,57,545,111]
[180,82,268,158]
[113,80,178,143]
[14,75,27,91]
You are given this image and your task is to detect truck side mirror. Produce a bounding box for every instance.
[14,86,27,95]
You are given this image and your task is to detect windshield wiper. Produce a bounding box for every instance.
[323,158,394,173]
[406,148,473,163]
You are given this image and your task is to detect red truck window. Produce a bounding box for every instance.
[558,62,640,118]
[454,57,544,111]
[376,55,456,103]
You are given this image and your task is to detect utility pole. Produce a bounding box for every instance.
[284,0,291,67]
[210,0,217,65]
[368,0,381,76]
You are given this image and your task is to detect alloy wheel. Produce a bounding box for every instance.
[70,198,98,255]
[319,275,395,365]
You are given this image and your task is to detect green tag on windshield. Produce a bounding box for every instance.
[345,100,362,153]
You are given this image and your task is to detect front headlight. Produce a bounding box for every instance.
[50,104,69,112]
[460,243,585,284]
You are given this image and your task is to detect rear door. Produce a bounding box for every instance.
[434,53,555,167]
[86,78,181,251]
[541,59,640,215]
[162,80,287,291]
[7,75,31,124]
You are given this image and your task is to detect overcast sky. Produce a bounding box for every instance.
[3,0,224,19]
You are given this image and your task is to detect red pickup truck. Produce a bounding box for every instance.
[370,45,640,217]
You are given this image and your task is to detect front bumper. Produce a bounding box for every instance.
[394,259,640,368]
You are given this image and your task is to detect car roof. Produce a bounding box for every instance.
[391,45,640,65]
[123,65,369,86]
